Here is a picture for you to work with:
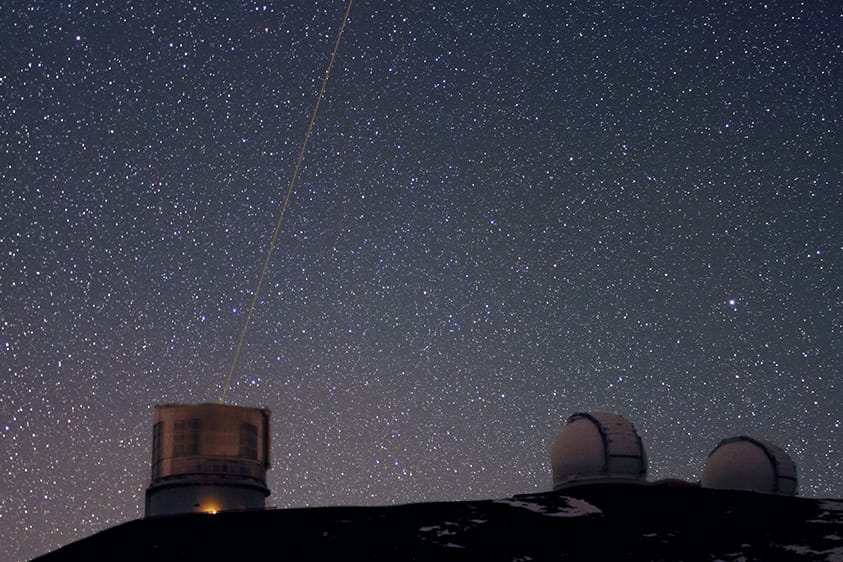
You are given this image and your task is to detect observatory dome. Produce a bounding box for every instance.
[145,403,272,516]
[701,436,797,496]
[550,412,647,490]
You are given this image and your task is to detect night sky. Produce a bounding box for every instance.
[2,1,841,560]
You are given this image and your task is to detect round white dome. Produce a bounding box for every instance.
[701,436,797,496]
[550,412,647,489]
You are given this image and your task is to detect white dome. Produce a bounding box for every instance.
[550,412,647,489]
[702,436,797,496]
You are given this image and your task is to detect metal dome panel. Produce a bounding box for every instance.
[550,412,648,490]
[702,436,797,496]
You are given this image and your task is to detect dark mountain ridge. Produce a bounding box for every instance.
[35,482,843,561]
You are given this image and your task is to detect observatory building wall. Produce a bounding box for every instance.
[145,403,271,516]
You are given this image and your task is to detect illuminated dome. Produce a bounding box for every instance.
[550,412,648,490]
[701,436,797,496]
[144,403,272,516]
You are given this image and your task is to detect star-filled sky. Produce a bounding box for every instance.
[2,1,841,559]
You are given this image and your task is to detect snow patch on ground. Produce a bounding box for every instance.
[419,522,457,536]
[810,501,843,525]
[494,497,602,518]
[418,517,485,550]
[780,544,843,562]
[714,553,748,562]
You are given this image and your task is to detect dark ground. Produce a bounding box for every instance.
[34,483,843,561]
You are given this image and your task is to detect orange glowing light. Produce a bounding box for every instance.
[198,502,222,515]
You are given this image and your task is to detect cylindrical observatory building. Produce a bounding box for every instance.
[145,403,271,517]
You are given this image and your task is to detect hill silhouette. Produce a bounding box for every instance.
[34,482,843,561]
